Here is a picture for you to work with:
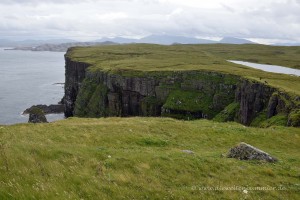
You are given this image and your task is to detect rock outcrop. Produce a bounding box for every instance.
[235,80,275,125]
[23,104,64,115]
[227,142,277,162]
[28,107,48,123]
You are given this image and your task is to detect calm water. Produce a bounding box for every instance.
[0,48,65,125]
[228,60,300,76]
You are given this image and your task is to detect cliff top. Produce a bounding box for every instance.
[66,44,300,95]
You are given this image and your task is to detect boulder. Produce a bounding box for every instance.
[227,142,277,162]
[28,107,48,123]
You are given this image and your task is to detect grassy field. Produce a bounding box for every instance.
[66,44,300,96]
[0,117,299,199]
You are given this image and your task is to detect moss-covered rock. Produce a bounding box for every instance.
[28,107,48,123]
[288,109,300,127]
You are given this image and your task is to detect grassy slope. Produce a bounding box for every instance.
[66,44,300,96]
[0,118,299,199]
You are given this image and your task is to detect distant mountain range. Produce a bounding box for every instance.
[219,37,255,44]
[94,35,218,45]
[2,35,299,51]
[94,35,255,45]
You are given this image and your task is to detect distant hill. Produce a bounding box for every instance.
[93,35,217,45]
[3,36,300,47]
[94,37,137,44]
[219,37,255,44]
[3,35,267,51]
[7,41,116,52]
[94,35,259,45]
[138,35,216,45]
[0,38,78,47]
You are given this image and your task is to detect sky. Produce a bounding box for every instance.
[0,0,300,43]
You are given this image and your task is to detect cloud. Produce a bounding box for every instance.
[0,0,299,42]
[0,0,89,5]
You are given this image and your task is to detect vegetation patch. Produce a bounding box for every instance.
[250,111,268,127]
[86,84,109,117]
[74,80,108,117]
[251,112,288,128]
[288,109,300,127]
[162,90,214,115]
[260,114,288,128]
[213,102,240,122]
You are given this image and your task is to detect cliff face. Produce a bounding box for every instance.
[235,80,275,125]
[64,57,90,117]
[64,58,300,127]
[67,68,238,120]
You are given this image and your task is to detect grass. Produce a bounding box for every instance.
[0,117,299,199]
[213,102,240,122]
[66,44,300,96]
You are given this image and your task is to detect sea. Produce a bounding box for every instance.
[0,47,65,125]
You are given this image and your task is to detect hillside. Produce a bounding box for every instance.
[64,44,300,127]
[66,44,300,92]
[0,117,299,199]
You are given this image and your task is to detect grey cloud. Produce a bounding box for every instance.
[0,0,299,42]
[0,0,89,4]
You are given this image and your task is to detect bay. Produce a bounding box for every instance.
[0,48,65,125]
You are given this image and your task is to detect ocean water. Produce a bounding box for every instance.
[0,48,65,125]
[228,60,300,76]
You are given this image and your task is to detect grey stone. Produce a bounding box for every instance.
[227,142,277,162]
[181,150,194,154]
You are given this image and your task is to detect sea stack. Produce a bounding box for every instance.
[28,107,48,123]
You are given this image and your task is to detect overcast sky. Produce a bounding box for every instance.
[0,0,299,43]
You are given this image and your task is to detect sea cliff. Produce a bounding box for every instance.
[63,44,300,127]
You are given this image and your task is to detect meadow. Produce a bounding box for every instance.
[0,117,299,199]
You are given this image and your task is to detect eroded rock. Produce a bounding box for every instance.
[28,107,48,123]
[227,142,277,162]
[24,104,64,115]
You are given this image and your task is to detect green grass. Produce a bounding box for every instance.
[163,90,213,113]
[213,102,240,122]
[0,117,299,199]
[66,44,300,96]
